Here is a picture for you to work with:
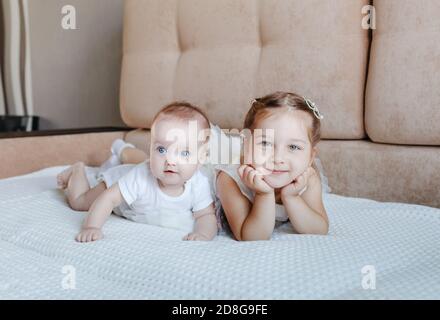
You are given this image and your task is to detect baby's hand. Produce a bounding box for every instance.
[238,165,273,195]
[183,232,211,241]
[75,227,103,242]
[281,167,315,199]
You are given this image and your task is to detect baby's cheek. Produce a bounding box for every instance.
[180,164,199,179]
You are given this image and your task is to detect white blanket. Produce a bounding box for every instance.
[0,166,439,299]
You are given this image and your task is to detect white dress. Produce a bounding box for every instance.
[203,124,331,233]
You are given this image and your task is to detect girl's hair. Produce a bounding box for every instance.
[243,91,321,146]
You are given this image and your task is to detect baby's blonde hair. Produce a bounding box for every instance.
[152,101,211,131]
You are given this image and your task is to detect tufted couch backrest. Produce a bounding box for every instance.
[120,0,370,139]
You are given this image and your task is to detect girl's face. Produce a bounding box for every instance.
[243,110,316,189]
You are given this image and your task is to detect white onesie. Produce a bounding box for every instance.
[97,161,214,233]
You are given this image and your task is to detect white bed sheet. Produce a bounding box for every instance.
[0,166,439,299]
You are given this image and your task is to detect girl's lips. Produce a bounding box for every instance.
[271,170,288,174]
[253,166,289,175]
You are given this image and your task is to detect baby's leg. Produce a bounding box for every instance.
[61,162,106,211]
[120,147,148,164]
[70,182,106,212]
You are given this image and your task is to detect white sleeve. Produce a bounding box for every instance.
[117,163,149,205]
[192,171,214,212]
[314,157,332,194]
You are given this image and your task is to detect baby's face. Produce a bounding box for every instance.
[244,110,316,189]
[149,117,208,187]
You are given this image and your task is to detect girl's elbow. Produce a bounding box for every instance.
[314,221,329,235]
[324,223,329,235]
[238,231,271,241]
[311,212,329,235]
[321,218,330,235]
[297,221,329,235]
[317,226,329,235]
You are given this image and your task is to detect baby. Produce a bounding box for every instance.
[57,102,217,242]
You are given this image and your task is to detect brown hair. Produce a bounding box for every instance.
[152,101,211,132]
[243,91,321,146]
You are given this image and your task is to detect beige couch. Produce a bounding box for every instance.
[1,0,439,208]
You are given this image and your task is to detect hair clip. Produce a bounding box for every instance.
[303,97,324,120]
[250,99,259,109]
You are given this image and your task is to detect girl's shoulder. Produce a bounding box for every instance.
[215,165,254,202]
[215,164,240,189]
[215,163,240,177]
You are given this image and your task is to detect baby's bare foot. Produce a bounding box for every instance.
[57,162,84,189]
[57,167,73,189]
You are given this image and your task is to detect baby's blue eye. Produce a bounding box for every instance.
[289,145,301,151]
[181,150,191,157]
[156,146,167,154]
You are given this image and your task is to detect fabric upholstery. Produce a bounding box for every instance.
[0,132,125,179]
[318,140,440,208]
[365,0,440,145]
[121,0,369,139]
[124,128,151,153]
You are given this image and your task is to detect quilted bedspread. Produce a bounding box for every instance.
[0,166,439,299]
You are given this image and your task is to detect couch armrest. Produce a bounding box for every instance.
[0,128,129,179]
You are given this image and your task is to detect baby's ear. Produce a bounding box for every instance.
[197,142,209,165]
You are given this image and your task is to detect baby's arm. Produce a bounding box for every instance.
[184,203,217,241]
[76,184,124,242]
[281,168,329,235]
[216,171,276,241]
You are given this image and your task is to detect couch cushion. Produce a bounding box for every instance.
[0,132,126,179]
[124,130,440,208]
[318,140,440,208]
[365,0,440,145]
[121,0,369,139]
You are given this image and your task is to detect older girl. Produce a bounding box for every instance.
[216,91,329,241]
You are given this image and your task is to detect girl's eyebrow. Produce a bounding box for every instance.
[255,134,306,144]
[288,138,307,144]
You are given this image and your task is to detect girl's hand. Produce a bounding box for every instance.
[238,165,273,195]
[183,232,210,241]
[75,227,103,242]
[281,166,316,199]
